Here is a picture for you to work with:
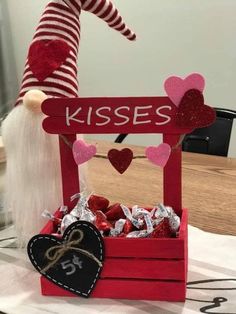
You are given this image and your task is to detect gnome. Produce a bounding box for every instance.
[2,0,136,247]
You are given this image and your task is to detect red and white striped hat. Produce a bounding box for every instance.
[16,0,136,106]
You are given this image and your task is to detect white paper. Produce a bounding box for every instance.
[0,225,235,314]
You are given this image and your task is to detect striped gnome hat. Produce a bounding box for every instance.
[16,0,136,105]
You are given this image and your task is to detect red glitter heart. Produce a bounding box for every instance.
[108,148,133,174]
[28,40,70,81]
[175,89,216,128]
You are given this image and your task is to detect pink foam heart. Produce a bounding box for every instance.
[164,73,205,106]
[72,139,97,165]
[145,143,171,168]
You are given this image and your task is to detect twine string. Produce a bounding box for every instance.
[59,134,185,159]
[172,134,185,150]
[41,229,102,273]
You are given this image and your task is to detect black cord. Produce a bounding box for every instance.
[187,279,236,314]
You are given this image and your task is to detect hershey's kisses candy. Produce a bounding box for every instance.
[70,192,96,223]
[123,219,136,234]
[95,210,113,235]
[151,218,172,238]
[106,203,126,221]
[121,204,143,229]
[60,214,78,234]
[155,203,180,233]
[132,206,155,231]
[167,207,180,232]
[41,210,62,226]
[88,195,109,212]
[155,203,169,218]
[126,214,154,238]
[110,219,126,237]
[126,230,150,238]
[132,205,151,219]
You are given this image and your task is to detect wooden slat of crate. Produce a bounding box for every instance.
[101,258,185,280]
[104,237,185,259]
[41,276,186,301]
[92,279,186,301]
[40,219,185,259]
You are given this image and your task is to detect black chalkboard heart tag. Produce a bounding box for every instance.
[27,221,105,297]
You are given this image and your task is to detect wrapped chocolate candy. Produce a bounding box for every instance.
[59,193,95,234]
[60,193,111,235]
[88,195,109,212]
[126,214,154,238]
[131,205,151,219]
[154,203,180,233]
[42,210,62,226]
[121,204,144,229]
[126,230,149,238]
[46,193,181,239]
[61,214,78,234]
[59,205,68,214]
[123,219,136,234]
[151,218,172,238]
[94,210,112,235]
[70,193,96,222]
[110,219,126,237]
[106,203,126,221]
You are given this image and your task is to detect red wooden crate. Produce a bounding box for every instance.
[40,208,187,301]
[39,97,189,301]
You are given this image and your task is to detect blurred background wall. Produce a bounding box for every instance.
[3,0,236,156]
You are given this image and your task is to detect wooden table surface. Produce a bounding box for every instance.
[88,140,236,236]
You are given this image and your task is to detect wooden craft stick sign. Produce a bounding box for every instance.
[42,97,192,135]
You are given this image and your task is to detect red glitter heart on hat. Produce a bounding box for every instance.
[175,89,216,129]
[28,40,70,81]
[108,148,133,174]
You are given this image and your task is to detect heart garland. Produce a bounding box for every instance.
[71,139,174,173]
[27,221,104,298]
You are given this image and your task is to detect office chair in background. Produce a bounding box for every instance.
[182,108,236,157]
[114,108,236,157]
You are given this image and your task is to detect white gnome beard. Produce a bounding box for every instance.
[2,105,63,247]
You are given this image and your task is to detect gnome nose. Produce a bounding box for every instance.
[23,90,47,114]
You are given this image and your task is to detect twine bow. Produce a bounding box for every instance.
[41,229,102,273]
